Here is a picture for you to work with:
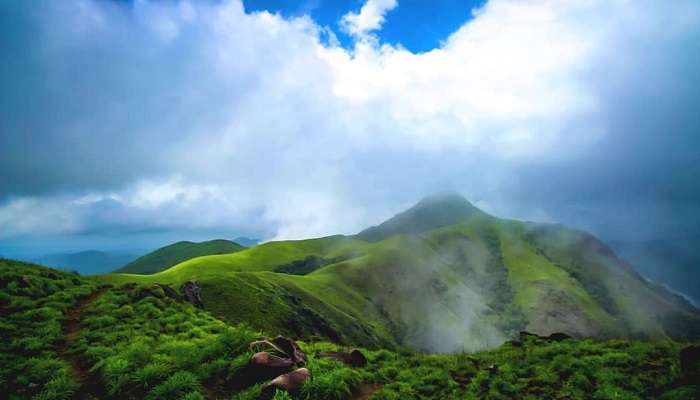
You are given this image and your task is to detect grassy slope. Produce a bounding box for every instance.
[116,239,247,275]
[0,260,97,399]
[104,236,392,348]
[103,212,700,352]
[2,261,698,399]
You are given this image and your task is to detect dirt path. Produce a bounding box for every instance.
[351,383,383,400]
[57,288,107,399]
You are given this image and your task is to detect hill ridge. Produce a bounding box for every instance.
[116,239,246,274]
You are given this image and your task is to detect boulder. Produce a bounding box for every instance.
[250,336,306,365]
[180,281,204,308]
[155,283,181,302]
[251,352,295,369]
[518,331,572,343]
[547,332,572,342]
[263,367,311,396]
[680,345,700,378]
[316,349,368,367]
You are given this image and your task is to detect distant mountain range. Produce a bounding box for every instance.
[233,236,260,247]
[103,193,700,352]
[34,250,138,275]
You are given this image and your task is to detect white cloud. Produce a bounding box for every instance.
[1,0,699,247]
[340,0,397,39]
[0,198,81,238]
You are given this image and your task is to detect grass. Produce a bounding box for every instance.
[2,260,699,399]
[74,283,260,399]
[100,212,700,352]
[117,239,247,274]
[0,259,96,400]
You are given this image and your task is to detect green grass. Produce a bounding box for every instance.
[2,261,699,399]
[117,239,247,274]
[100,211,700,352]
[0,259,96,400]
[74,284,259,399]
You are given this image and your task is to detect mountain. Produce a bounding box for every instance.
[233,236,260,247]
[357,192,483,242]
[116,239,246,274]
[34,250,138,275]
[104,194,700,352]
[609,238,700,306]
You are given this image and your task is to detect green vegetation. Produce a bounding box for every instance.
[102,195,700,353]
[2,261,699,399]
[75,283,259,399]
[4,194,700,399]
[0,259,95,400]
[117,240,247,275]
[356,192,483,242]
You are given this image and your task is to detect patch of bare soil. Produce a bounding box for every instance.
[56,289,107,399]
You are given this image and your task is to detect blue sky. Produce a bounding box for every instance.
[243,0,485,51]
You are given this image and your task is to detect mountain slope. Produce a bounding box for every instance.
[116,239,246,274]
[356,192,483,242]
[609,238,700,306]
[103,195,700,351]
[35,250,138,275]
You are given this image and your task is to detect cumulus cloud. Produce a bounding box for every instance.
[0,0,699,254]
[340,0,397,39]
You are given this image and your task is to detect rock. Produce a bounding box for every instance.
[229,336,308,393]
[250,336,306,365]
[271,336,307,364]
[155,283,181,302]
[180,281,204,308]
[136,286,158,299]
[680,345,700,378]
[264,367,311,393]
[519,331,572,343]
[230,356,292,392]
[547,332,572,342]
[350,349,368,367]
[251,352,295,369]
[316,349,367,367]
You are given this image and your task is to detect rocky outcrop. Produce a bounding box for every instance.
[680,345,700,380]
[230,336,309,394]
[180,281,204,308]
[519,331,572,343]
[155,283,181,302]
[261,367,311,398]
[250,336,307,365]
[316,349,367,367]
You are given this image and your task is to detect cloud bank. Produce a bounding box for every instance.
[1,0,699,255]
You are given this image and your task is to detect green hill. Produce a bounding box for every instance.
[356,192,483,242]
[116,239,246,274]
[104,195,700,352]
[2,259,698,399]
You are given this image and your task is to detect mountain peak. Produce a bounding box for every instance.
[356,192,483,242]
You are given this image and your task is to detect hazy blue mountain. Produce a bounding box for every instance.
[35,250,138,275]
[233,236,260,247]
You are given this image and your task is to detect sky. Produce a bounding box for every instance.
[1,0,700,259]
